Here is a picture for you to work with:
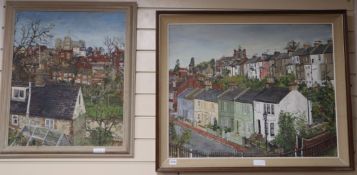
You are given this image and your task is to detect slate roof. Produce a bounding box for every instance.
[177,88,194,98]
[254,87,290,104]
[195,89,224,102]
[236,89,262,104]
[10,83,80,120]
[185,89,204,100]
[12,81,29,87]
[275,53,289,60]
[218,87,247,101]
[292,48,309,56]
[324,44,333,53]
[247,56,261,64]
[310,44,327,55]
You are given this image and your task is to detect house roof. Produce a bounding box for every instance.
[310,44,327,55]
[195,89,224,102]
[324,44,333,53]
[247,56,261,64]
[12,81,30,87]
[219,87,247,101]
[236,89,262,103]
[185,88,204,100]
[292,48,309,56]
[254,87,290,104]
[275,53,289,60]
[10,82,80,120]
[177,88,194,98]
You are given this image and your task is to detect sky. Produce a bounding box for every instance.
[168,24,332,69]
[14,11,126,49]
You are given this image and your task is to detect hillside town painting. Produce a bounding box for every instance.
[168,24,337,157]
[8,10,126,146]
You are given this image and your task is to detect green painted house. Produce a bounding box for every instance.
[217,87,247,130]
[231,89,261,145]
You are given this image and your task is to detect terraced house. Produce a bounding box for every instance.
[193,89,224,127]
[177,88,202,123]
[253,87,312,142]
[231,89,262,145]
[217,87,248,129]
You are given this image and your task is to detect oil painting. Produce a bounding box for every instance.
[1,2,136,156]
[157,11,354,171]
[168,24,336,157]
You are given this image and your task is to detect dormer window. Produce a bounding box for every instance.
[12,87,27,101]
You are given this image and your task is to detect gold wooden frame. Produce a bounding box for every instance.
[0,1,136,157]
[156,10,354,172]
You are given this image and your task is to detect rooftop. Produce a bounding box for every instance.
[177,88,194,98]
[196,89,224,102]
[219,87,247,101]
[254,87,290,104]
[236,89,262,103]
[10,82,80,120]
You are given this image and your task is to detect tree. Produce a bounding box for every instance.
[169,121,192,148]
[297,81,335,133]
[173,59,180,73]
[189,57,195,73]
[209,58,215,74]
[13,17,54,81]
[285,40,300,52]
[276,73,296,87]
[274,112,296,152]
[104,36,121,56]
[86,102,123,146]
[82,77,124,146]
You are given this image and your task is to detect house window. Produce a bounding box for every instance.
[12,88,26,100]
[258,120,261,134]
[271,104,274,114]
[45,119,55,129]
[11,115,19,126]
[236,121,239,133]
[267,104,270,114]
[270,123,275,136]
[263,104,267,113]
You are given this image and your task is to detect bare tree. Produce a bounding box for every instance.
[13,18,54,81]
[104,36,121,55]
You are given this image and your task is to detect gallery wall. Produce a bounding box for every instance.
[0,0,356,175]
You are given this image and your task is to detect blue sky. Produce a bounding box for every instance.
[169,24,332,69]
[14,11,126,49]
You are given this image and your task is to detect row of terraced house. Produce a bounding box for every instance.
[176,86,312,145]
[213,40,333,88]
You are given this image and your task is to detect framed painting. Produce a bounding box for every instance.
[0,1,136,157]
[156,10,354,172]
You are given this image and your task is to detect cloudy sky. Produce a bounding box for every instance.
[168,24,332,69]
[14,11,126,49]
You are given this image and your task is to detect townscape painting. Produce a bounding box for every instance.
[0,2,136,156]
[157,11,354,171]
[169,24,335,157]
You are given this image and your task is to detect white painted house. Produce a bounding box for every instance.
[304,44,330,87]
[245,56,262,80]
[253,87,312,142]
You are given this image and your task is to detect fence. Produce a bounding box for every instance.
[169,134,337,158]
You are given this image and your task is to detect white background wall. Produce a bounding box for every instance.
[0,0,356,175]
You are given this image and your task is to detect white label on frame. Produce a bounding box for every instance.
[93,147,106,153]
[169,158,177,165]
[253,160,266,166]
